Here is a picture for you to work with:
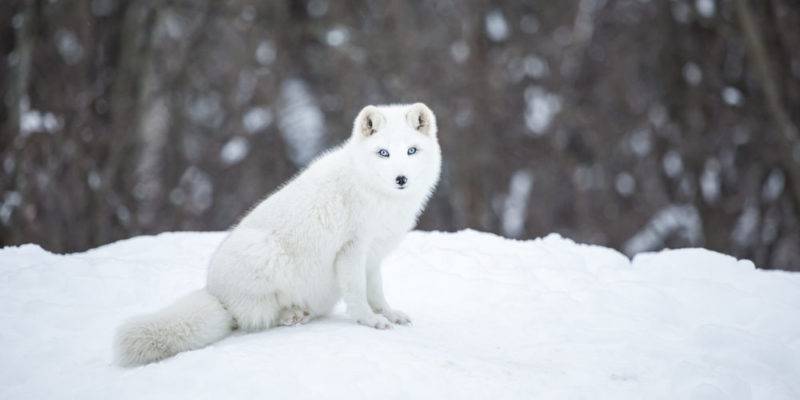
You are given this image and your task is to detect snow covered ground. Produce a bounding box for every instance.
[1,230,799,399]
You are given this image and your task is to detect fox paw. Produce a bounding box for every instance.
[381,309,411,325]
[356,313,392,330]
[279,306,311,326]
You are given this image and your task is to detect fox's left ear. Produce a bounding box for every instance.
[406,103,437,137]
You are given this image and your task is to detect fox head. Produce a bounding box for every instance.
[349,103,442,198]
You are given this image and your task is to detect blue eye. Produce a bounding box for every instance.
[377,149,390,158]
[407,147,418,155]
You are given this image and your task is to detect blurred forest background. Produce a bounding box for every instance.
[1,0,799,270]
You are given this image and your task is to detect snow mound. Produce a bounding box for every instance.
[1,230,798,399]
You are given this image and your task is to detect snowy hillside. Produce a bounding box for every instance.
[1,230,799,399]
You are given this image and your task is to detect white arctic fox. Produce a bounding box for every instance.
[115,103,441,366]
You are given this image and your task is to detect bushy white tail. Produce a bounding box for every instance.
[114,288,234,366]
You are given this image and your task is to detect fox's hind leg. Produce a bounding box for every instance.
[278,305,311,326]
[221,293,281,331]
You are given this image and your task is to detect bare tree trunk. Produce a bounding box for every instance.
[734,0,800,204]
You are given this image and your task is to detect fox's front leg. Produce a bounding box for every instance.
[335,241,391,329]
[367,260,411,325]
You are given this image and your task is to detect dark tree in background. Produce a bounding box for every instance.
[2,0,799,269]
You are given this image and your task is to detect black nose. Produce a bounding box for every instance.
[395,175,407,186]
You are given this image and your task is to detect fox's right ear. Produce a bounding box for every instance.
[353,105,385,138]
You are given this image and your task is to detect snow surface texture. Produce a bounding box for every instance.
[1,230,799,399]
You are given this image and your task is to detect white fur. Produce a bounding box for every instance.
[114,103,441,366]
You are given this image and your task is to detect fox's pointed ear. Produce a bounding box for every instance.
[353,105,384,138]
[406,103,437,136]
